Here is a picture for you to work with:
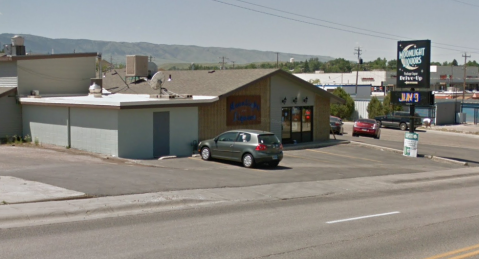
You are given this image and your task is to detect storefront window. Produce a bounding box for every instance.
[291,107,301,133]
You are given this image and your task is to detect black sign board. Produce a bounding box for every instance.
[397,40,431,88]
[390,91,434,106]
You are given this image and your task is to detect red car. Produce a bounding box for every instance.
[352,119,381,139]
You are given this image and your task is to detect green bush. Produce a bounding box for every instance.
[330,87,355,120]
[367,96,384,119]
[383,92,402,115]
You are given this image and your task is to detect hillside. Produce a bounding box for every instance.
[0,33,334,67]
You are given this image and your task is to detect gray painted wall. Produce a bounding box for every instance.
[118,107,198,159]
[70,108,119,157]
[0,96,22,137]
[22,105,68,146]
[16,57,96,96]
[270,75,316,139]
[436,102,460,125]
[0,62,18,88]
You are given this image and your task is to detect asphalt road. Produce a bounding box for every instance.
[0,142,463,197]
[2,174,479,259]
[337,122,479,166]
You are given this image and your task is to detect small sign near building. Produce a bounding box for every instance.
[403,132,419,157]
[226,95,261,126]
[397,40,431,89]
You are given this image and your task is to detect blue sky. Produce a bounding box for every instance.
[1,0,478,64]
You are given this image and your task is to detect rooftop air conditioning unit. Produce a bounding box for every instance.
[126,55,148,77]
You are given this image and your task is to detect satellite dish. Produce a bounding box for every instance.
[149,71,165,90]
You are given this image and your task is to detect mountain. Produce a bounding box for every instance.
[0,33,334,67]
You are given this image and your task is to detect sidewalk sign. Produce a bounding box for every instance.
[403,132,419,157]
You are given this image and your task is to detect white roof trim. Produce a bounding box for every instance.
[19,93,218,107]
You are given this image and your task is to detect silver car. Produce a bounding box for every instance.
[198,129,283,168]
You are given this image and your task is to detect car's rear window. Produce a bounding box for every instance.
[358,119,376,124]
[258,134,280,144]
[330,117,340,122]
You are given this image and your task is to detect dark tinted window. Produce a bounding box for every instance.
[358,119,376,124]
[236,133,252,143]
[217,132,238,142]
[258,134,280,144]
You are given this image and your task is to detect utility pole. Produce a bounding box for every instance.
[231,61,235,69]
[354,47,362,95]
[149,56,153,62]
[276,52,279,68]
[462,52,471,107]
[219,56,226,70]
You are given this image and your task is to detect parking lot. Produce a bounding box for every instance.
[0,143,463,197]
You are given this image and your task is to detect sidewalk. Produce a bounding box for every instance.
[420,123,479,135]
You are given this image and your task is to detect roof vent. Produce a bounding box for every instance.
[28,90,41,98]
[89,82,102,98]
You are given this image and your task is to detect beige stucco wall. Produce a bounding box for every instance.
[17,56,96,96]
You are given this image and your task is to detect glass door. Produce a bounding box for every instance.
[281,108,292,143]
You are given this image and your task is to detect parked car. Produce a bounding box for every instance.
[352,119,381,139]
[198,130,283,168]
[374,111,422,131]
[330,116,343,135]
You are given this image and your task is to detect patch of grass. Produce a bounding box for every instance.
[2,201,7,205]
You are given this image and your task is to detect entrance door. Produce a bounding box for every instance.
[153,112,170,158]
[281,108,292,143]
[302,107,313,142]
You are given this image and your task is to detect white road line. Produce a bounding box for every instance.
[326,211,400,224]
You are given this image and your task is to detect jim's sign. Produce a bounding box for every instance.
[397,40,431,88]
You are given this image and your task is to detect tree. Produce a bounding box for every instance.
[303,59,310,73]
[330,87,355,120]
[452,59,458,66]
[383,92,402,115]
[367,96,384,119]
[308,79,321,85]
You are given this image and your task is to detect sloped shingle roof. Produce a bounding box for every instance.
[103,69,344,104]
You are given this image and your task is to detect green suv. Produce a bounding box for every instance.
[374,111,422,131]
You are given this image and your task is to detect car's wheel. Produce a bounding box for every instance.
[269,161,280,167]
[399,123,407,131]
[200,147,211,161]
[242,153,255,168]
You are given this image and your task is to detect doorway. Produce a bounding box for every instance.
[153,112,170,158]
[281,106,313,143]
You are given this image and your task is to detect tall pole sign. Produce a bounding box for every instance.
[395,40,431,157]
[397,40,431,89]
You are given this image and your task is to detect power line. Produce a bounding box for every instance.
[213,0,479,54]
[234,0,479,52]
[451,0,479,7]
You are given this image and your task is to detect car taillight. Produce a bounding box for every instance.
[354,122,358,127]
[255,144,267,151]
[372,124,376,129]
[335,122,341,126]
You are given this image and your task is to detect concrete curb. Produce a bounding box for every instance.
[283,140,350,151]
[349,141,469,166]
